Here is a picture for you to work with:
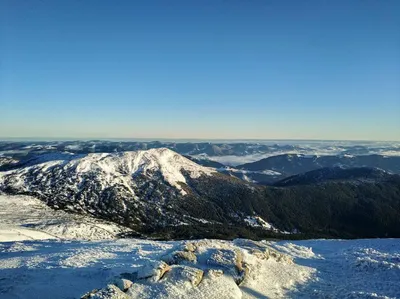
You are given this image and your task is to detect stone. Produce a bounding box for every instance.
[137,260,171,282]
[173,250,197,263]
[110,278,133,292]
[85,284,129,299]
[207,248,244,274]
[183,242,197,252]
[164,265,204,287]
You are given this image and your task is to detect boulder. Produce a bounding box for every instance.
[183,242,197,252]
[164,265,204,287]
[207,248,244,273]
[137,260,171,282]
[110,278,133,292]
[162,250,197,265]
[83,284,129,299]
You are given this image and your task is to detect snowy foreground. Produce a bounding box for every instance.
[0,237,399,298]
[0,194,399,298]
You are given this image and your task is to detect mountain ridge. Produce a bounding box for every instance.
[1,148,400,239]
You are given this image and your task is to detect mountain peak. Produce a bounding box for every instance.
[1,148,216,196]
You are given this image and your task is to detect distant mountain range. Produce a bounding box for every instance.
[1,140,399,161]
[233,153,400,184]
[1,147,399,239]
[2,140,399,185]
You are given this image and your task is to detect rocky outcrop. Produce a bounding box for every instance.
[81,285,129,299]
[80,238,297,299]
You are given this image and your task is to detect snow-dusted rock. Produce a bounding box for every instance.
[109,278,133,292]
[183,242,197,252]
[162,250,197,265]
[164,265,204,287]
[206,248,244,273]
[83,285,129,299]
[136,260,171,282]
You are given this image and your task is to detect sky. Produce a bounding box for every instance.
[1,1,399,141]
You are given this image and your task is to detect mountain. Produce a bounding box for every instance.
[0,148,219,228]
[237,154,400,177]
[184,155,226,168]
[1,148,400,239]
[274,166,392,187]
[1,140,399,161]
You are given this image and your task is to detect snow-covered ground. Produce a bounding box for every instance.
[0,195,132,241]
[0,236,399,298]
[0,194,399,298]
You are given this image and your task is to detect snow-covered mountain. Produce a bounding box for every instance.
[1,148,400,239]
[0,148,220,228]
[1,148,216,195]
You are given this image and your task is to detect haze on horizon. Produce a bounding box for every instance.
[1,1,399,141]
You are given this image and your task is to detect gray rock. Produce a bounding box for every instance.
[85,284,129,299]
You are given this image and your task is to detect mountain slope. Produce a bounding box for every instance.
[274,166,393,187]
[0,148,219,228]
[237,154,400,177]
[1,149,400,238]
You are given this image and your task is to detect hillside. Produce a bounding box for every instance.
[1,149,400,239]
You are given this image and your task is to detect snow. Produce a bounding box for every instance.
[0,194,132,241]
[219,167,281,176]
[244,216,275,230]
[0,148,216,196]
[0,234,398,298]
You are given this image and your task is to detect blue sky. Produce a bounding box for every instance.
[1,1,399,140]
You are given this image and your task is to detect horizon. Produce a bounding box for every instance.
[0,137,399,143]
[1,1,399,140]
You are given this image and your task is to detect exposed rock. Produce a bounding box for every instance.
[183,242,197,252]
[84,285,129,299]
[109,278,133,292]
[173,250,197,264]
[206,248,244,274]
[207,269,224,279]
[250,248,269,260]
[81,289,99,299]
[164,265,204,287]
[235,263,250,286]
[269,249,293,264]
[137,260,171,282]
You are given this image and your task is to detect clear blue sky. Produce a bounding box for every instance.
[1,0,399,140]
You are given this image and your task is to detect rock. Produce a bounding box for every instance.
[207,269,224,279]
[174,250,197,263]
[207,248,244,274]
[81,289,99,299]
[235,263,250,286]
[137,260,171,282]
[183,242,197,252]
[250,248,269,260]
[162,250,197,265]
[84,284,129,299]
[164,265,204,287]
[248,246,293,264]
[268,249,293,264]
[110,278,133,292]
